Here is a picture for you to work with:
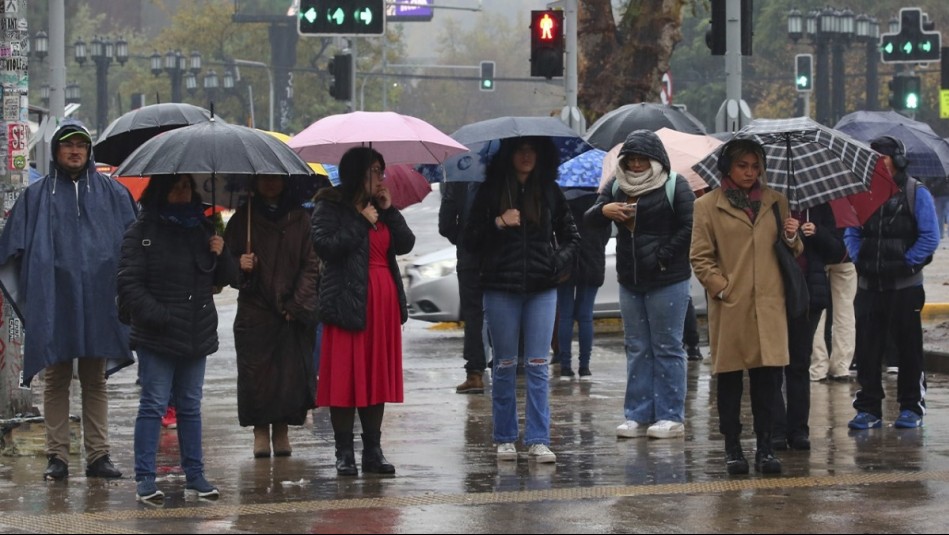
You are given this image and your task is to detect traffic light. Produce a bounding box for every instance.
[328,53,352,101]
[795,54,813,92]
[705,0,753,56]
[530,10,564,79]
[880,8,942,63]
[298,0,385,36]
[903,76,921,110]
[888,75,921,111]
[480,61,496,92]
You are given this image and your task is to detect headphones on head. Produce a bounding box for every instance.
[716,138,766,175]
[878,135,908,171]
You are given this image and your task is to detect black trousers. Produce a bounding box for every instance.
[683,296,700,349]
[717,367,781,438]
[458,269,487,372]
[853,285,927,417]
[773,310,822,440]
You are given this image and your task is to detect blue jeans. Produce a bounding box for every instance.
[618,280,690,424]
[484,289,557,446]
[556,283,599,371]
[134,348,207,482]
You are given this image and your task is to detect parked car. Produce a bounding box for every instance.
[405,237,708,323]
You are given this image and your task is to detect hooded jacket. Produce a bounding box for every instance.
[0,120,138,385]
[585,130,694,291]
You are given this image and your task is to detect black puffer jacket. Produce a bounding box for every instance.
[563,189,610,287]
[310,188,415,331]
[799,203,847,311]
[464,178,579,294]
[117,210,238,359]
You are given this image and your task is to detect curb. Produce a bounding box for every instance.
[922,303,949,321]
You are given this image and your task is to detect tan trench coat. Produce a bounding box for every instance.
[690,187,803,374]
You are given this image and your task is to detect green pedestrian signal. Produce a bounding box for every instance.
[795,54,813,92]
[298,0,385,36]
[903,76,921,110]
[880,8,941,63]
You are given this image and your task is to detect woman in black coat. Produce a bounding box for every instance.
[311,147,415,477]
[117,174,238,504]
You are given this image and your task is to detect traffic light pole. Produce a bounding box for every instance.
[714,0,751,133]
[558,0,584,133]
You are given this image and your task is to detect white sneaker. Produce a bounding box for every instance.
[497,443,517,461]
[646,420,685,439]
[616,420,648,438]
[527,444,557,463]
[886,366,899,375]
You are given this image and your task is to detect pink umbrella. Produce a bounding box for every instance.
[385,164,433,210]
[598,128,717,193]
[288,111,468,165]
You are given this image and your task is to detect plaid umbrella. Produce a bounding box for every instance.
[692,117,880,211]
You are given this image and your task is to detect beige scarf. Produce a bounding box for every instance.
[615,159,668,199]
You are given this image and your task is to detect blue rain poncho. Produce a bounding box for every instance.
[0,120,138,386]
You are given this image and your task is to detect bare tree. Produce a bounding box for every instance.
[578,0,688,123]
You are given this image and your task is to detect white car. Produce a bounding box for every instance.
[405,238,707,323]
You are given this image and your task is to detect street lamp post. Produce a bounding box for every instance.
[75,35,128,135]
[232,59,274,131]
[855,14,880,110]
[151,50,202,103]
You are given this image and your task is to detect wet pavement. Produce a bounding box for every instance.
[3,288,949,533]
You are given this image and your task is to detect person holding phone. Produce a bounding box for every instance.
[310,147,415,476]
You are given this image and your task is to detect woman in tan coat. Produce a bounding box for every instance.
[690,139,801,476]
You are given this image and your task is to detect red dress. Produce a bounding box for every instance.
[316,223,404,407]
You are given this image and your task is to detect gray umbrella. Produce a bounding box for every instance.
[115,118,314,208]
[584,103,706,151]
[94,103,214,166]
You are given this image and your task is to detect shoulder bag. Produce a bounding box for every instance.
[772,206,809,319]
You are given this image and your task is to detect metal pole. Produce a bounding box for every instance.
[832,40,846,125]
[815,40,830,125]
[95,58,109,135]
[233,59,274,132]
[866,40,878,110]
[724,0,741,104]
[563,0,582,132]
[170,68,182,103]
[0,0,33,419]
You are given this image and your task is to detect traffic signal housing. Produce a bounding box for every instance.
[298,0,386,36]
[888,75,922,111]
[328,53,353,101]
[530,10,564,79]
[705,0,753,56]
[480,61,496,92]
[795,54,813,92]
[880,8,942,63]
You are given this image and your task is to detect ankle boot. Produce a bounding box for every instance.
[253,426,271,458]
[361,431,396,474]
[272,423,292,457]
[334,432,357,476]
[755,433,782,474]
[724,434,749,475]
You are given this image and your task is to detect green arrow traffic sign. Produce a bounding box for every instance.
[902,41,913,55]
[356,8,373,26]
[302,6,317,24]
[327,7,345,26]
[921,40,933,53]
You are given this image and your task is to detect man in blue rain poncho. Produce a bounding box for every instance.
[0,120,137,481]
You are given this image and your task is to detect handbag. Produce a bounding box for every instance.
[772,206,809,319]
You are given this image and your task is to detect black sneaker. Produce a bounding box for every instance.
[578,367,592,381]
[686,346,704,361]
[559,368,575,382]
[43,456,68,481]
[86,455,122,478]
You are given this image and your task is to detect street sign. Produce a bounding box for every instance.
[298,0,386,36]
[940,89,949,119]
[880,8,941,64]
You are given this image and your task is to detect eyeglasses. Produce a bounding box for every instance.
[60,141,90,150]
[369,166,386,181]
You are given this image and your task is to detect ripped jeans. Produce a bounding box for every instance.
[483,288,557,446]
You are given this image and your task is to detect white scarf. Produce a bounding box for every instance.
[615,159,668,199]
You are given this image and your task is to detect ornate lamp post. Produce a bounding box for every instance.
[65,81,81,105]
[75,35,128,134]
[151,50,202,103]
[855,14,880,110]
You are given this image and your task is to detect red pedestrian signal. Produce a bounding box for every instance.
[530,10,563,79]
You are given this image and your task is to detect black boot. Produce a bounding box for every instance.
[755,433,782,474]
[334,432,358,476]
[724,435,749,475]
[361,431,395,474]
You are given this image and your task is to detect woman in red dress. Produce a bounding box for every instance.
[310,147,415,476]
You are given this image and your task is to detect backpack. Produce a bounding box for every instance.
[612,172,678,213]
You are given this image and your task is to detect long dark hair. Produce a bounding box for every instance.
[337,146,385,210]
[139,174,201,210]
[484,136,559,225]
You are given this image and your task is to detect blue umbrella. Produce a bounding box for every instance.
[421,116,592,183]
[557,148,606,188]
[834,111,949,179]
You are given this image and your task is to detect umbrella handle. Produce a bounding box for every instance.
[246,194,252,254]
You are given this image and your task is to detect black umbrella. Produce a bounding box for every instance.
[115,118,315,209]
[94,103,214,166]
[584,103,706,150]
